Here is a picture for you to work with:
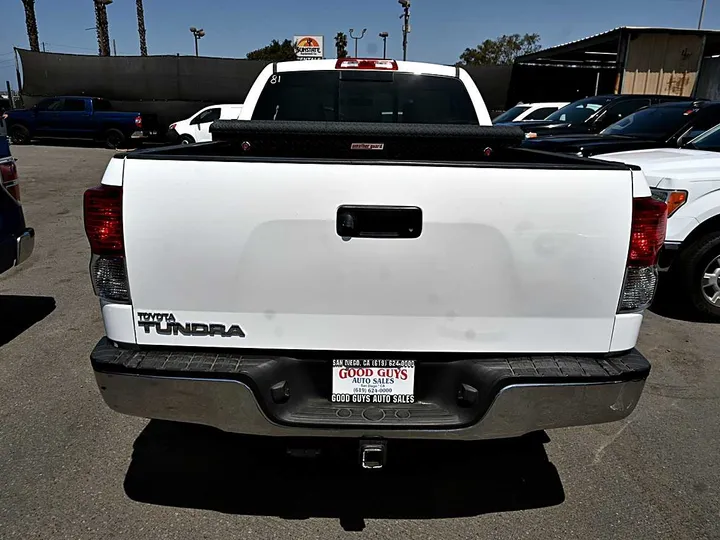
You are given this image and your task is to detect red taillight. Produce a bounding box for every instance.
[0,159,20,202]
[335,58,399,70]
[135,115,143,129]
[169,123,176,130]
[628,197,667,267]
[618,197,668,313]
[84,185,124,255]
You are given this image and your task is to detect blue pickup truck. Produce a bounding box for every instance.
[0,119,34,275]
[3,96,159,149]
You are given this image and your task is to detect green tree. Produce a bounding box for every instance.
[21,0,40,52]
[334,32,348,59]
[457,33,541,66]
[246,39,297,61]
[136,0,148,56]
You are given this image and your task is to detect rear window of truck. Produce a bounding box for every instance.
[251,71,479,124]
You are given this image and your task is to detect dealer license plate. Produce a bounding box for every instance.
[331,359,415,405]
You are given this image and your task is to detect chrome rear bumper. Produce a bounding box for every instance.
[94,371,646,440]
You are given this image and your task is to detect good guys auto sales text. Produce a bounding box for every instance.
[332,394,415,404]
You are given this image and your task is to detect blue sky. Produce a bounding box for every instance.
[1,0,718,90]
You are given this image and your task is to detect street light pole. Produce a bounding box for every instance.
[398,0,411,61]
[189,27,205,56]
[699,0,707,29]
[349,28,367,57]
[379,32,389,59]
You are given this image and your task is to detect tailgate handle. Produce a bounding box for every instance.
[336,205,422,239]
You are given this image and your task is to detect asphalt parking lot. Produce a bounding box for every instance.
[0,144,718,539]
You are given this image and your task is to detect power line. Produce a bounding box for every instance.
[44,42,97,52]
[41,43,134,55]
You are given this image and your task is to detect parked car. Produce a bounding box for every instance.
[0,125,34,275]
[522,100,720,157]
[492,102,568,123]
[4,96,159,149]
[599,123,720,319]
[84,58,663,468]
[167,104,244,144]
[497,94,690,137]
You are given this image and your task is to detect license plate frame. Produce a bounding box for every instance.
[331,358,416,405]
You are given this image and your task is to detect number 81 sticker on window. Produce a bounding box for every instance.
[331,359,415,405]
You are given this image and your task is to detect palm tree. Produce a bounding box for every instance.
[136,0,148,56]
[21,0,40,52]
[94,0,112,56]
[334,32,348,59]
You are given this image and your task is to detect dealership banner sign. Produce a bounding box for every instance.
[294,35,324,60]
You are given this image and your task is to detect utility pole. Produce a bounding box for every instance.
[41,41,46,52]
[379,32,389,59]
[189,27,205,57]
[398,0,411,61]
[699,0,707,29]
[349,28,367,57]
[112,39,117,56]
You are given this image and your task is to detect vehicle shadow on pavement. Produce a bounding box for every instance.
[124,421,565,529]
[0,295,56,347]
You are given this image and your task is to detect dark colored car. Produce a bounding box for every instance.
[4,96,159,149]
[521,100,720,157]
[0,126,34,275]
[496,94,690,137]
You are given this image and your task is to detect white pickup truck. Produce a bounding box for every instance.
[84,59,665,467]
[600,123,720,320]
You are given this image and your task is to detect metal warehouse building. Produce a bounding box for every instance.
[507,26,720,107]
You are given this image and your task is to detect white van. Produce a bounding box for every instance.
[168,104,244,144]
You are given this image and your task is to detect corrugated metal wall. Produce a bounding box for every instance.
[622,33,704,96]
[695,56,720,100]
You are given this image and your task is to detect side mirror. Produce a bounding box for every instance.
[677,135,692,148]
[677,129,701,147]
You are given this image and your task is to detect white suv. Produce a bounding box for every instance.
[168,104,244,144]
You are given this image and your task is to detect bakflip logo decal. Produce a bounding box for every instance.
[137,312,245,338]
[350,143,385,150]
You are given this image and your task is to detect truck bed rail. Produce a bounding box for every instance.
[120,121,636,169]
